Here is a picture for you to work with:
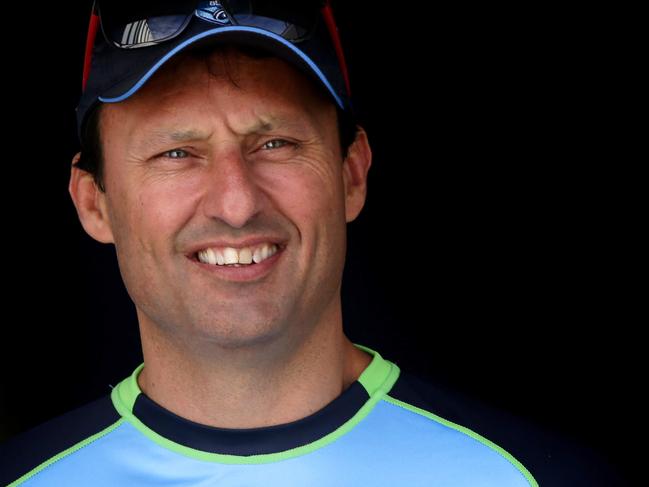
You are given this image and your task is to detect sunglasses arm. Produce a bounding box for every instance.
[322,3,351,98]
[82,7,101,92]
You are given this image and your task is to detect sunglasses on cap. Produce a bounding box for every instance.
[82,0,351,97]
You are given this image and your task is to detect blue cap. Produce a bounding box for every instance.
[76,2,352,141]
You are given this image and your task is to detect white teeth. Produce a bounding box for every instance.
[205,248,217,265]
[239,248,253,264]
[197,243,279,266]
[223,247,239,265]
[260,245,268,261]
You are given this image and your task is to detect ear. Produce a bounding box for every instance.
[68,152,115,244]
[342,126,373,222]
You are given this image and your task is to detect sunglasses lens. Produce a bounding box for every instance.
[97,0,323,48]
[224,0,320,41]
[99,0,197,48]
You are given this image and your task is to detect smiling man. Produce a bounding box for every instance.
[0,1,539,486]
[76,45,374,430]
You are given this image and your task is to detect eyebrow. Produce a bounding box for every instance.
[243,116,309,135]
[141,129,211,148]
[129,129,207,155]
[134,116,308,152]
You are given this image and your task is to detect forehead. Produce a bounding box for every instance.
[102,47,334,136]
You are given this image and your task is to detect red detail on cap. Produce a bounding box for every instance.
[82,13,100,92]
[322,3,351,98]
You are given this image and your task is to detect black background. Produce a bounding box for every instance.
[0,1,636,484]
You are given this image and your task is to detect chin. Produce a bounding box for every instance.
[188,313,287,350]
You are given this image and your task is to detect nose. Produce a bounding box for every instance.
[200,148,263,229]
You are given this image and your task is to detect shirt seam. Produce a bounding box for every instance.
[382,394,538,487]
[7,418,126,487]
[110,362,400,464]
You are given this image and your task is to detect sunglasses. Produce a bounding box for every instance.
[82,0,350,97]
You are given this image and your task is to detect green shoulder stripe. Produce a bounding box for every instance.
[382,394,539,487]
[7,419,125,487]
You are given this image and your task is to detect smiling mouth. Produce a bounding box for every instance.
[187,243,285,283]
[192,243,282,267]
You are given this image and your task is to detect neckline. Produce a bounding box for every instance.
[110,343,400,461]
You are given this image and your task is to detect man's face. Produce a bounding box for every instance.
[84,49,366,349]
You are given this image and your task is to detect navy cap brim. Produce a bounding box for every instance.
[101,27,344,108]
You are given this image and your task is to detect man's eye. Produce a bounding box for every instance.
[161,149,189,159]
[261,139,292,150]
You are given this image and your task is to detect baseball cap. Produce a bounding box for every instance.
[76,0,353,142]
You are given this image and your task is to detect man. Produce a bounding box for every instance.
[0,1,543,485]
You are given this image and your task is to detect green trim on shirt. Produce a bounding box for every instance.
[110,343,400,464]
[7,419,125,487]
[383,394,539,487]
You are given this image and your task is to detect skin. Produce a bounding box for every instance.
[69,47,373,428]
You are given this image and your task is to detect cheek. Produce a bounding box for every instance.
[261,158,345,221]
[110,174,200,255]
[260,161,347,267]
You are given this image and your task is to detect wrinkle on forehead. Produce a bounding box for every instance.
[140,45,331,108]
[130,114,319,156]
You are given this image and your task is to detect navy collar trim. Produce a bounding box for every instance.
[112,343,399,457]
[132,381,369,455]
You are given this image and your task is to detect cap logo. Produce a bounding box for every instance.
[195,1,232,25]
